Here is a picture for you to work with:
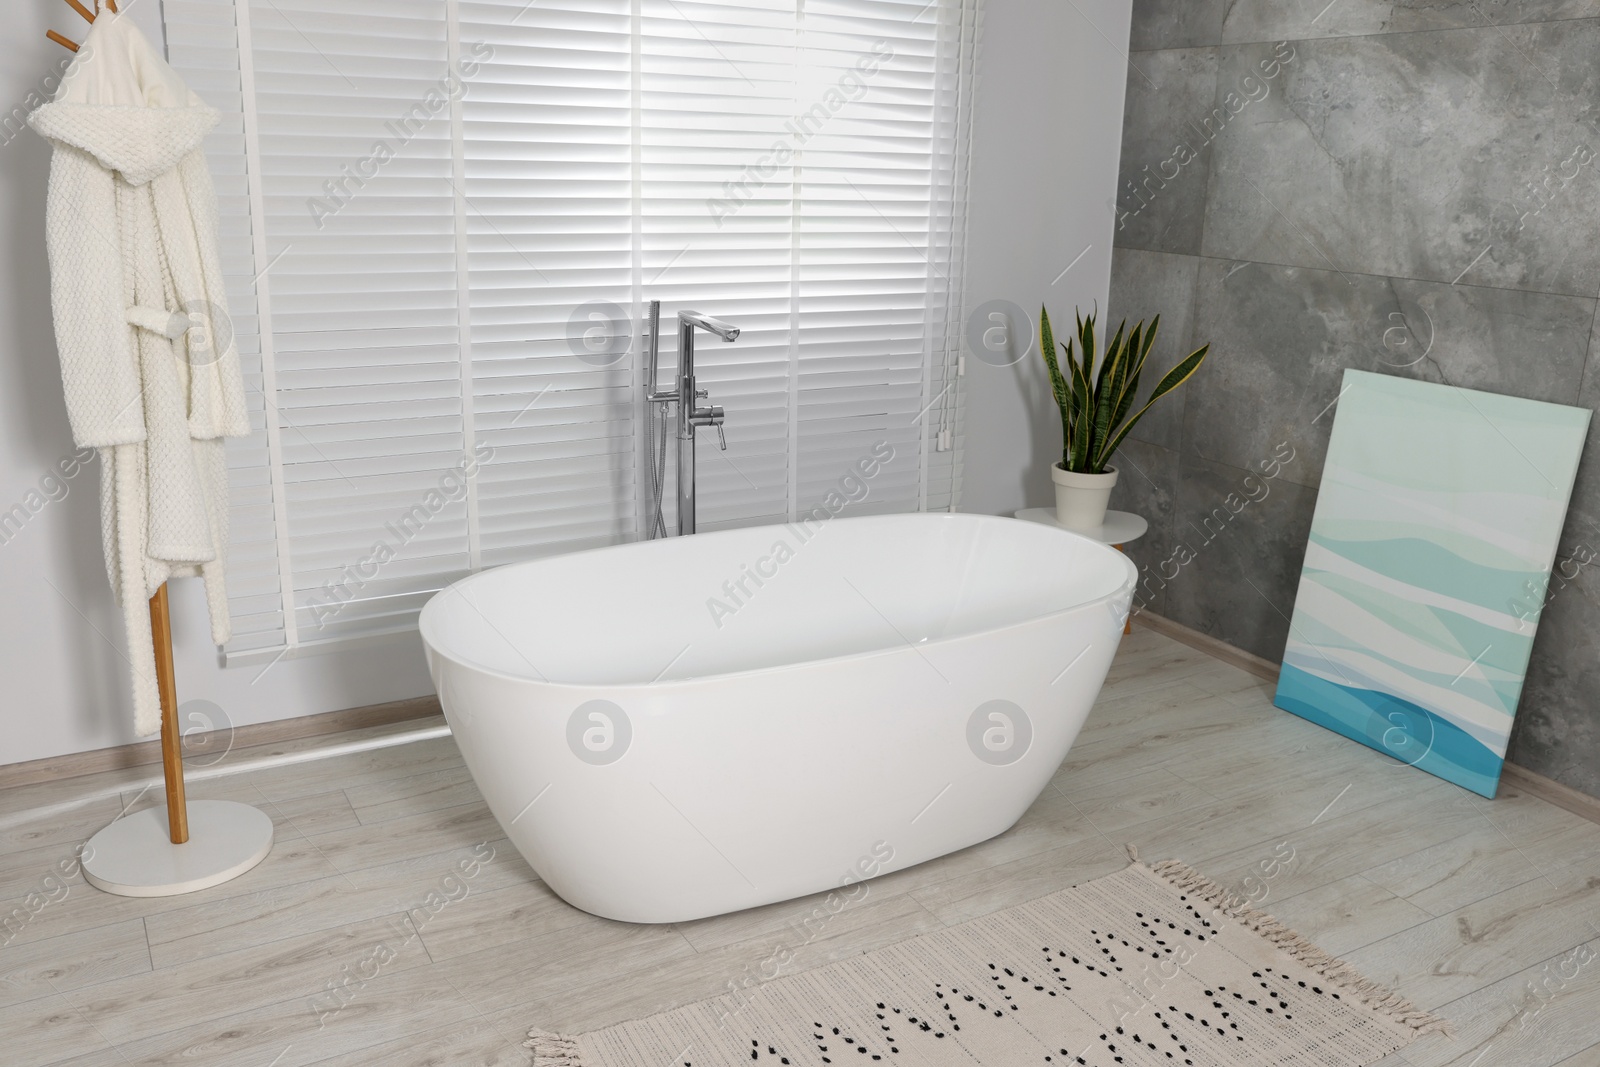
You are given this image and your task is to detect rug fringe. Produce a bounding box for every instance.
[1146,856,1453,1038]
[526,1027,584,1066]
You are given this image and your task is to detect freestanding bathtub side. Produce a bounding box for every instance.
[420,513,1136,923]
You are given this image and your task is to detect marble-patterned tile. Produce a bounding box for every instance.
[1222,0,1600,45]
[1560,328,1600,539]
[1182,259,1392,490]
[1108,438,1180,618]
[1106,247,1202,453]
[1507,311,1600,797]
[1131,0,1227,51]
[1182,258,1595,494]
[1162,450,1319,662]
[1513,522,1600,800]
[1114,47,1219,255]
[1387,277,1595,406]
[1202,29,1600,297]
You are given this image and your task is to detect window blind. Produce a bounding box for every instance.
[162,0,980,662]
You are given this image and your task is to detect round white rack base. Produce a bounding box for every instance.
[82,800,274,897]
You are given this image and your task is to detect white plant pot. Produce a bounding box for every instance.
[1051,464,1118,531]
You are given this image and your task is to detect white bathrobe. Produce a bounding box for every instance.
[30,15,249,736]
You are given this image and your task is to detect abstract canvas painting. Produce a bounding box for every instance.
[1274,370,1590,797]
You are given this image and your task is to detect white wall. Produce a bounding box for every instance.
[960,0,1132,517]
[0,0,1131,768]
[0,3,435,768]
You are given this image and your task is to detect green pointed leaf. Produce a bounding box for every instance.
[1090,323,1130,469]
[1097,319,1127,399]
[1069,342,1094,471]
[1039,307,1067,408]
[1094,343,1210,468]
[1040,307,1073,466]
[1128,313,1160,382]
[1110,322,1140,416]
[1077,310,1096,396]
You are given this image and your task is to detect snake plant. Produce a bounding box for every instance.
[1040,306,1210,474]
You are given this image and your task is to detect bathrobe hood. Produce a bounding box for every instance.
[28,13,247,736]
[29,15,219,187]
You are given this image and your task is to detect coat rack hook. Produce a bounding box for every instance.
[63,0,97,24]
[46,29,81,51]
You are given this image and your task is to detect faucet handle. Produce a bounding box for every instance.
[696,388,708,399]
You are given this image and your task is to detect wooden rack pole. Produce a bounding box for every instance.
[149,584,189,844]
[48,9,188,850]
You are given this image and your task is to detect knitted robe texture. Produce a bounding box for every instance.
[30,15,250,736]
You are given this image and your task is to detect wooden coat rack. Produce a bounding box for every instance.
[47,0,188,849]
[47,0,113,54]
[51,0,274,896]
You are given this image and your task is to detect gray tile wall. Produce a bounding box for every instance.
[1107,2,1600,797]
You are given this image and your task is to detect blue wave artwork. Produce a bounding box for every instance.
[1273,370,1589,798]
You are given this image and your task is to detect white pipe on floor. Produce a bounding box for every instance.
[0,723,454,835]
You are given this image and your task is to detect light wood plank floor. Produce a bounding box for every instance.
[3,625,1598,1066]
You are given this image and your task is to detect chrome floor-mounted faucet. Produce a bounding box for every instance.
[645,304,739,536]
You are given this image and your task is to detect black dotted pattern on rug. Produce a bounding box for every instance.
[679,899,1352,1066]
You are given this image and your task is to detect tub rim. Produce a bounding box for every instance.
[419,512,1138,692]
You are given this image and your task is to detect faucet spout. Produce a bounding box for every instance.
[678,310,741,343]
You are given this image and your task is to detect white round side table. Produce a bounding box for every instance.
[1014,508,1149,634]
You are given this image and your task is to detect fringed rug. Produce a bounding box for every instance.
[527,853,1447,1066]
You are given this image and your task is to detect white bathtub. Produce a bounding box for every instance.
[419,512,1136,923]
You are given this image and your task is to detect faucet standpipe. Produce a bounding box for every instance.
[644,308,740,535]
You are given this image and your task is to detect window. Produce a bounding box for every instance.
[161,0,981,661]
